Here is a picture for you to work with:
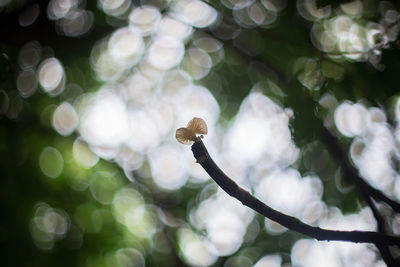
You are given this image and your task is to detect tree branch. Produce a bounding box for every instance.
[190,138,400,247]
[319,126,400,214]
[319,126,400,266]
[364,195,398,267]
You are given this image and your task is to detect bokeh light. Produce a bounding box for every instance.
[109,27,144,68]
[172,0,218,28]
[16,69,37,98]
[30,202,70,250]
[73,138,99,168]
[47,0,78,20]
[178,227,218,266]
[39,146,64,178]
[291,207,381,267]
[156,16,193,40]
[38,57,66,96]
[256,169,324,231]
[18,41,42,70]
[113,187,158,239]
[149,144,189,190]
[190,192,254,257]
[334,101,396,193]
[129,5,161,36]
[78,89,129,149]
[52,102,79,136]
[334,101,369,137]
[181,48,213,80]
[18,4,40,27]
[106,248,145,267]
[74,202,104,233]
[305,0,400,66]
[253,254,282,267]
[90,171,122,204]
[226,91,298,166]
[79,0,223,192]
[47,0,93,37]
[147,36,184,69]
[99,0,131,17]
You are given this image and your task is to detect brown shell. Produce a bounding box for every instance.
[186,117,208,135]
[176,127,197,145]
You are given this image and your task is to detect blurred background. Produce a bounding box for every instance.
[1,0,400,266]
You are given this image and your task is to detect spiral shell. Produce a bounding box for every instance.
[176,127,197,145]
[186,117,208,135]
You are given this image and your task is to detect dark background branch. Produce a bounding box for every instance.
[319,125,400,266]
[365,195,398,266]
[319,126,400,213]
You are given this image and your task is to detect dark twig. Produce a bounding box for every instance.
[364,195,398,267]
[190,138,400,247]
[319,126,400,214]
[319,126,400,266]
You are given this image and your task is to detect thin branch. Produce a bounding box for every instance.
[319,126,400,214]
[319,126,400,266]
[364,195,398,267]
[190,138,400,247]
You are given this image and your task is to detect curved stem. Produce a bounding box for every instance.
[191,138,400,247]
